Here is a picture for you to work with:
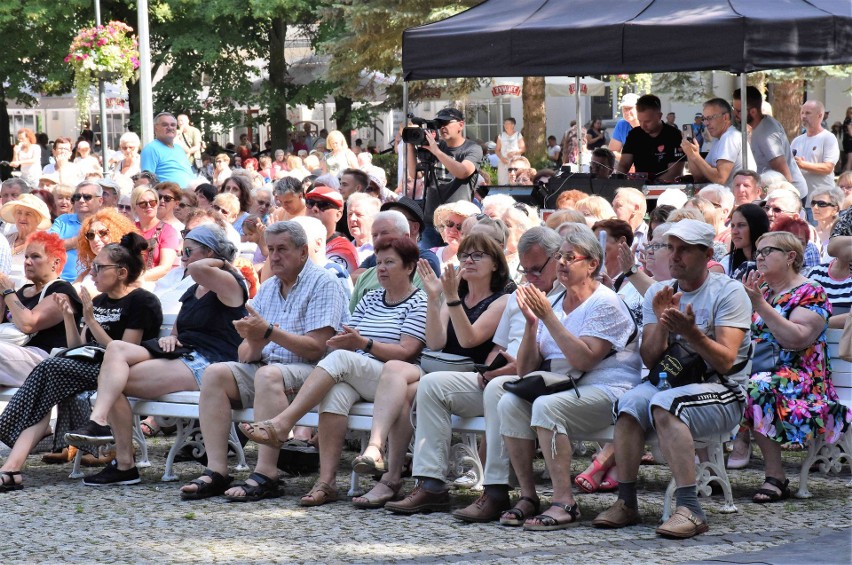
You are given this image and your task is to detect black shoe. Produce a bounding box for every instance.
[82,459,141,486]
[65,420,114,446]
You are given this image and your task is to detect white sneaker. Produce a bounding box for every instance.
[453,470,480,489]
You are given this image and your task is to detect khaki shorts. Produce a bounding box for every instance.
[221,361,314,409]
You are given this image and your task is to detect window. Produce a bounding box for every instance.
[463,99,511,144]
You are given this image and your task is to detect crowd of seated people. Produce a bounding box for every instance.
[0,105,851,543]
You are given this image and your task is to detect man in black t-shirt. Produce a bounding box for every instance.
[410,107,482,248]
[616,94,685,182]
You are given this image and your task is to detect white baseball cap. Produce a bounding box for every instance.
[666,219,715,248]
[621,93,639,107]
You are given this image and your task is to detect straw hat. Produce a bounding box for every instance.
[0,194,52,230]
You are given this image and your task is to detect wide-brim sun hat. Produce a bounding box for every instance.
[0,194,52,230]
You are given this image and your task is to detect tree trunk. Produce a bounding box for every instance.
[770,79,804,141]
[267,17,290,152]
[334,96,353,145]
[0,86,11,181]
[522,77,546,166]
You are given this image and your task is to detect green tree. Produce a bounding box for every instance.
[0,1,89,161]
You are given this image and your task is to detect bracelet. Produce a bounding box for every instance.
[364,338,374,352]
[446,300,463,307]
[263,323,274,339]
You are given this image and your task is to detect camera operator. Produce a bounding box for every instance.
[407,107,482,248]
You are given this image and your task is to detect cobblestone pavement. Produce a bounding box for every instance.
[1,436,850,565]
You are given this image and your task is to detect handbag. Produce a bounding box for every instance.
[56,345,106,363]
[420,350,475,374]
[140,338,195,360]
[0,280,60,346]
[751,340,781,373]
[502,370,580,403]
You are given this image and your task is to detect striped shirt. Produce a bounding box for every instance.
[249,261,349,365]
[806,261,852,315]
[350,288,428,360]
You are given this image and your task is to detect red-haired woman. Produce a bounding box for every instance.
[0,232,82,386]
[10,128,42,186]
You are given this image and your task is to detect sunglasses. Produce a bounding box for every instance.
[305,198,339,211]
[117,204,132,212]
[182,246,196,258]
[443,220,463,231]
[85,229,110,241]
[71,193,95,202]
[91,263,120,275]
[159,194,176,203]
[811,200,836,208]
[137,199,158,209]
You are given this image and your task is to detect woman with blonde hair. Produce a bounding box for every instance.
[10,128,41,185]
[575,196,616,227]
[131,185,180,283]
[323,130,358,177]
[431,200,482,269]
[502,202,540,281]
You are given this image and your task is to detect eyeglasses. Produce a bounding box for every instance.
[513,202,530,216]
[645,243,668,253]
[507,168,518,173]
[256,200,271,207]
[458,251,488,263]
[85,229,110,241]
[305,198,339,211]
[211,204,228,214]
[764,206,792,215]
[182,246,196,258]
[517,256,551,278]
[71,193,95,202]
[702,113,725,123]
[117,204,132,212]
[811,200,837,208]
[181,228,190,238]
[137,199,158,209]
[91,263,120,275]
[177,202,190,209]
[553,252,589,265]
[755,246,787,259]
[158,194,176,203]
[839,184,852,192]
[443,220,463,231]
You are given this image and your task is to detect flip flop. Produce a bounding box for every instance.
[522,502,581,531]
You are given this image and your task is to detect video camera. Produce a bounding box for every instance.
[402,115,439,146]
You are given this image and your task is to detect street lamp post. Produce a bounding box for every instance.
[137,0,153,145]
[94,0,108,173]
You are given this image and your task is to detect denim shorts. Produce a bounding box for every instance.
[178,350,211,387]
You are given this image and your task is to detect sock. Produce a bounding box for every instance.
[483,484,510,501]
[419,478,447,493]
[675,485,706,522]
[617,480,638,510]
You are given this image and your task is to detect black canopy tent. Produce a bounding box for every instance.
[401,0,852,178]
[402,0,852,79]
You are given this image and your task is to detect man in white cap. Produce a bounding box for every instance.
[485,141,499,169]
[593,219,751,540]
[608,92,640,162]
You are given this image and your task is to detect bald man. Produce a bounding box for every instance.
[791,100,840,199]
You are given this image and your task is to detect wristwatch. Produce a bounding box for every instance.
[624,265,639,278]
[1,288,15,299]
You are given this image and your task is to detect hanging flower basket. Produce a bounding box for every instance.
[65,21,140,123]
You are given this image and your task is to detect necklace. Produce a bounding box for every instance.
[385,287,414,305]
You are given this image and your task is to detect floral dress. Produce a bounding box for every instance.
[744,281,850,446]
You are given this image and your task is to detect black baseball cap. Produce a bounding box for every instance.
[381,197,425,234]
[435,107,464,124]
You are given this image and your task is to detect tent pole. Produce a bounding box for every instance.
[575,76,582,170]
[740,72,749,170]
[402,82,409,198]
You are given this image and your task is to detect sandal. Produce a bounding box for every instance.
[752,476,790,504]
[299,481,339,507]
[599,466,618,492]
[499,496,541,527]
[352,445,387,475]
[140,421,160,438]
[0,471,23,492]
[240,420,284,448]
[180,469,233,500]
[224,472,282,502]
[352,479,402,509]
[523,501,581,531]
[574,457,607,493]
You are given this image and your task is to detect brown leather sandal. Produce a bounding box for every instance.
[299,481,339,507]
[352,479,402,509]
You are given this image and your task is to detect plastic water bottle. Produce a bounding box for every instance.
[657,372,672,391]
